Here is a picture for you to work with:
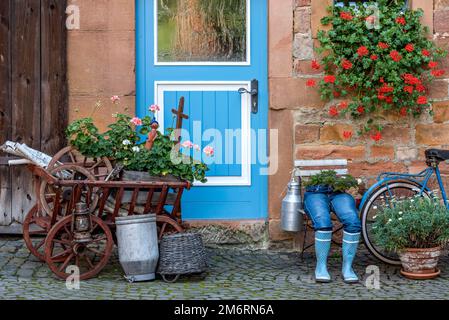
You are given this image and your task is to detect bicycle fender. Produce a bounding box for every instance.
[359,178,431,211]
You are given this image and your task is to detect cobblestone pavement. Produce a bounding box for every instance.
[1,236,449,300]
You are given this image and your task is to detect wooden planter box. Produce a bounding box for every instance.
[119,170,181,207]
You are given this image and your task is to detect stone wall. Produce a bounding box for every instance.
[67,0,136,131]
[268,0,449,248]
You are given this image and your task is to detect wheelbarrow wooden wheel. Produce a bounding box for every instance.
[48,146,113,181]
[23,204,50,261]
[23,199,70,262]
[39,164,98,216]
[156,214,184,240]
[44,215,114,281]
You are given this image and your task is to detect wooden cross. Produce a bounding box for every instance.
[172,97,189,142]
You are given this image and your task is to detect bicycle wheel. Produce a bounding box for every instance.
[361,180,431,265]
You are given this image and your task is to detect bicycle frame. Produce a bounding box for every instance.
[359,165,448,210]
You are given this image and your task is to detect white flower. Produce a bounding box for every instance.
[398,211,403,215]
[398,217,403,221]
[122,139,131,146]
[373,206,378,210]
[132,146,140,153]
[373,215,377,220]
[357,178,363,185]
[387,218,392,224]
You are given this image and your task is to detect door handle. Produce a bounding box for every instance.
[238,79,258,114]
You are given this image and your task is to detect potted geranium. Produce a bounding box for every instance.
[66,99,210,184]
[372,196,449,279]
[311,0,447,141]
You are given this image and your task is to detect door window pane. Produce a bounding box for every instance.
[157,0,248,63]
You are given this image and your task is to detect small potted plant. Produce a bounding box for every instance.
[372,196,449,279]
[303,170,359,194]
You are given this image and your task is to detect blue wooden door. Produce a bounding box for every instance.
[136,0,268,220]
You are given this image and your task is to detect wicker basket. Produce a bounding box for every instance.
[157,233,208,283]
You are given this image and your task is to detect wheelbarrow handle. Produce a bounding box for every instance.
[8,159,33,166]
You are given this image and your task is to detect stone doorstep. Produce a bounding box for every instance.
[183,220,270,248]
[183,220,317,251]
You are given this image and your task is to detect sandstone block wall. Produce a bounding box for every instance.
[268,0,449,248]
[67,0,136,132]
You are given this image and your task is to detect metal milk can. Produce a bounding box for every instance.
[281,177,304,232]
[116,214,159,282]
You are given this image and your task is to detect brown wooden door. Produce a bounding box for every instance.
[0,0,67,233]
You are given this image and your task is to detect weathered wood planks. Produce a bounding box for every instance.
[0,0,12,227]
[40,0,67,155]
[0,0,67,232]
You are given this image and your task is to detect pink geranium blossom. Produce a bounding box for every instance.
[203,146,214,157]
[130,117,142,126]
[111,95,120,104]
[149,104,160,113]
[181,140,194,149]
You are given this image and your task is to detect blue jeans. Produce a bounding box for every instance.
[304,186,361,234]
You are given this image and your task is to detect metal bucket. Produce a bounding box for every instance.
[116,214,159,282]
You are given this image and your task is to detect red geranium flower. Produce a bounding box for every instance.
[400,107,408,116]
[328,106,339,117]
[357,46,369,56]
[333,91,341,98]
[338,101,349,110]
[416,84,426,93]
[343,131,353,140]
[324,75,336,84]
[370,54,378,61]
[379,77,385,83]
[357,105,365,114]
[370,131,382,142]
[405,44,414,52]
[402,73,421,85]
[390,50,402,62]
[432,69,445,77]
[341,59,353,70]
[422,49,431,57]
[378,94,385,100]
[417,96,428,105]
[428,61,438,69]
[404,86,414,94]
[340,11,353,21]
[385,96,393,104]
[378,42,389,49]
[306,79,316,87]
[311,60,321,70]
[379,84,394,93]
[396,16,406,25]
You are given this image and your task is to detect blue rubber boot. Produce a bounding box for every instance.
[314,230,332,283]
[342,231,360,283]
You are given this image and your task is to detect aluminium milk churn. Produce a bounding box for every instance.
[281,177,303,232]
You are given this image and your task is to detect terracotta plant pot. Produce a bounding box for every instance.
[398,247,441,280]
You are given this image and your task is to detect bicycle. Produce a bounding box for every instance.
[360,148,449,265]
